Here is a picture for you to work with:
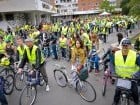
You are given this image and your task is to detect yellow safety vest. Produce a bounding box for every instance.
[61,27,68,36]
[115,50,138,78]
[0,42,6,54]
[59,38,67,48]
[26,45,44,65]
[17,45,26,59]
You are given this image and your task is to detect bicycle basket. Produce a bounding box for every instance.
[116,79,132,90]
[78,67,89,81]
[0,76,4,94]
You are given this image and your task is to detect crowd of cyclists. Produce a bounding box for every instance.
[0,15,140,105]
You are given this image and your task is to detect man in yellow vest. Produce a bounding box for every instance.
[112,38,140,105]
[15,36,26,62]
[17,38,50,92]
[0,36,6,59]
[58,34,67,58]
[61,25,68,36]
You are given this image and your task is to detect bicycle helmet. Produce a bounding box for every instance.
[121,38,131,46]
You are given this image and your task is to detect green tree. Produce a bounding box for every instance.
[120,0,130,15]
[99,0,114,12]
[128,0,140,17]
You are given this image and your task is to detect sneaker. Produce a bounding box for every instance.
[46,85,50,92]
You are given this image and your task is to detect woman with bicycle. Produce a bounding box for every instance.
[71,38,86,72]
[112,38,140,105]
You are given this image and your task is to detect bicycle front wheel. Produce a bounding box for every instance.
[4,74,14,95]
[76,81,96,102]
[102,76,108,96]
[54,69,68,87]
[120,95,130,105]
[19,85,37,105]
[14,73,26,91]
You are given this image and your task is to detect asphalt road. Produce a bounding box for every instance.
[7,28,140,105]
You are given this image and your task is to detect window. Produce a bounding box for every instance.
[5,14,14,21]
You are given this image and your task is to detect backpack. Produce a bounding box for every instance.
[0,76,4,94]
[78,66,89,81]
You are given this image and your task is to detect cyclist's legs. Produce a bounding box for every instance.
[40,63,48,85]
[131,81,139,104]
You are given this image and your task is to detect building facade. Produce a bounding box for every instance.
[0,0,56,30]
[78,0,103,11]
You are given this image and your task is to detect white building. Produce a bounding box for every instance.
[52,0,78,21]
[0,0,56,30]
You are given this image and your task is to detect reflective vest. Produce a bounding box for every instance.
[115,50,138,78]
[93,26,98,34]
[26,45,44,65]
[0,42,6,54]
[59,38,67,48]
[17,45,26,59]
[61,27,68,36]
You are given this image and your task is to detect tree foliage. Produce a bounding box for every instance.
[120,0,140,17]
[99,0,115,12]
[128,0,140,17]
[120,0,130,15]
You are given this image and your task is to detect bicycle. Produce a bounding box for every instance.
[102,68,113,96]
[53,64,96,102]
[19,69,45,105]
[14,62,29,91]
[0,67,14,95]
[113,75,140,105]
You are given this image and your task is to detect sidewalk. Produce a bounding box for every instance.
[99,28,140,52]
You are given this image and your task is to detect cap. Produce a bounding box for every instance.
[25,38,33,42]
[121,38,131,45]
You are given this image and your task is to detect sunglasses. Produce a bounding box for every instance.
[122,44,129,47]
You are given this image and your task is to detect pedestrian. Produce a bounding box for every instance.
[116,33,123,45]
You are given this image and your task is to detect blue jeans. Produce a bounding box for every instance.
[0,91,8,105]
[60,47,66,58]
[43,46,50,57]
[51,44,58,59]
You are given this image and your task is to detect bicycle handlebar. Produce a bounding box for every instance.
[54,64,66,69]
[111,74,140,81]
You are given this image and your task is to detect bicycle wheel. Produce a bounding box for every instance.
[14,73,26,91]
[120,95,130,105]
[76,81,96,102]
[102,76,108,96]
[19,85,37,105]
[4,74,14,95]
[54,69,68,87]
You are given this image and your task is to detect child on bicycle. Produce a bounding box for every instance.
[88,47,100,74]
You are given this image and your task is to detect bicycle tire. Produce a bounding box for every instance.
[54,69,68,87]
[4,74,14,95]
[14,73,26,91]
[19,85,37,105]
[120,95,130,105]
[76,80,96,102]
[102,76,108,96]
